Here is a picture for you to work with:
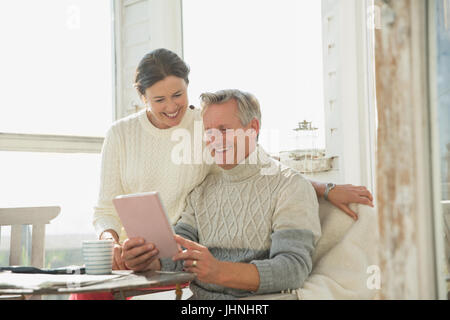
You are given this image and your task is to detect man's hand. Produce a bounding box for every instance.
[327,184,374,221]
[121,237,160,272]
[172,235,222,284]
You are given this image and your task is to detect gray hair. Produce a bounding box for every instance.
[200,89,261,126]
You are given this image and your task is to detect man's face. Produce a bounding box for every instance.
[203,99,259,170]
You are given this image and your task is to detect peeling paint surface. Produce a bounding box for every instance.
[374,0,420,299]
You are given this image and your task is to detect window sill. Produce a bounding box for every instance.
[0,132,104,154]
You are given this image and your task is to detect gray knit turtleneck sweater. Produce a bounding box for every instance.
[161,145,321,299]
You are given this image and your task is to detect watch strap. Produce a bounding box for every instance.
[324,183,336,201]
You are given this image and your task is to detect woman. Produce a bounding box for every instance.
[71,48,373,300]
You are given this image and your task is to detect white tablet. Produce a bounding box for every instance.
[112,191,179,259]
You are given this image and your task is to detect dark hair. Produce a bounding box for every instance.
[134,48,190,96]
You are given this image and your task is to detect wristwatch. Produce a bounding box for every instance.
[324,183,336,201]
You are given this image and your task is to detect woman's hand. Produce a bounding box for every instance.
[172,235,222,284]
[327,184,374,220]
[112,243,128,270]
[121,237,160,272]
[99,230,127,270]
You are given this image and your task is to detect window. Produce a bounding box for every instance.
[0,0,114,277]
[0,0,114,136]
[182,0,325,155]
[429,0,450,294]
[0,152,101,235]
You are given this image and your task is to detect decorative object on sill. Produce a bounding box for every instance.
[293,120,319,153]
[279,149,337,174]
[278,120,336,174]
[293,120,318,132]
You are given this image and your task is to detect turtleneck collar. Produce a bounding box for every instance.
[219,145,274,183]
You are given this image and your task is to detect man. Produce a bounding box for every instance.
[122,89,321,299]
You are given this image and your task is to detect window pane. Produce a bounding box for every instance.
[433,0,450,279]
[0,0,113,136]
[435,1,450,202]
[0,152,98,291]
[0,151,100,238]
[182,0,325,153]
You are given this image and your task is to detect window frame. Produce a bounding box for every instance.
[320,0,377,189]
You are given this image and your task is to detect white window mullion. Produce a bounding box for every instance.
[114,0,183,120]
[321,0,376,189]
[321,0,341,162]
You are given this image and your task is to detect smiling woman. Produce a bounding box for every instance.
[141,75,189,129]
[134,49,191,129]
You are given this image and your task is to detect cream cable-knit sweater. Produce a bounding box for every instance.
[161,145,322,299]
[92,107,211,242]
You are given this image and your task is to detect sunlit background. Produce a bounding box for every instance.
[0,0,113,240]
[183,0,325,154]
[0,0,114,136]
[0,0,324,251]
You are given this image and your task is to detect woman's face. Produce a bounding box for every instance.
[142,75,189,129]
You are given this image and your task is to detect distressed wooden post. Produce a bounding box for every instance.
[374,0,438,299]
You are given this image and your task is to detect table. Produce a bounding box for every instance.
[0,270,196,300]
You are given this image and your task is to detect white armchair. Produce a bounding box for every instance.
[134,199,379,300]
[241,198,379,300]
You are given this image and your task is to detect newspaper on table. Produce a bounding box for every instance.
[0,272,124,289]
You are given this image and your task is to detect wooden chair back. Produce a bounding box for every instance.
[0,206,60,268]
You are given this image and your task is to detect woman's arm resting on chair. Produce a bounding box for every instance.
[268,153,374,219]
[309,180,374,220]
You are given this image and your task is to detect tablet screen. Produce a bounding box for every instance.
[112,192,179,259]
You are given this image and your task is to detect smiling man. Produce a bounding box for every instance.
[123,89,322,299]
[201,90,260,170]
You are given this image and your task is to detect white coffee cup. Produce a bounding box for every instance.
[82,240,114,275]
